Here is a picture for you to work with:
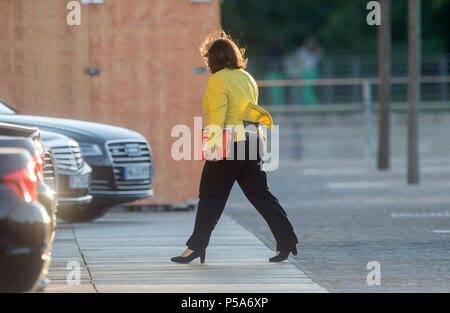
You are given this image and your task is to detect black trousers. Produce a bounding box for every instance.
[186,138,298,252]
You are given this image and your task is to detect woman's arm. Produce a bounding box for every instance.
[202,74,228,148]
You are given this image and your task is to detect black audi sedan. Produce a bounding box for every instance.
[0,101,154,222]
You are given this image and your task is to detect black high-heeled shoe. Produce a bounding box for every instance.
[269,246,298,262]
[171,250,206,264]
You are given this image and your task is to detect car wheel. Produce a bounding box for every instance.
[56,205,110,223]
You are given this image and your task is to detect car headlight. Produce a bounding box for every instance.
[79,143,103,157]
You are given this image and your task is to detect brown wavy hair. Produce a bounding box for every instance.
[200,30,248,74]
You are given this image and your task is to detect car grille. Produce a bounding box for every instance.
[51,144,84,171]
[106,140,153,191]
[89,179,112,192]
[43,152,56,191]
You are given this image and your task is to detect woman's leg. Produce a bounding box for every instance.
[186,159,243,251]
[236,160,298,251]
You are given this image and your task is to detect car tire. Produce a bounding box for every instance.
[56,205,110,223]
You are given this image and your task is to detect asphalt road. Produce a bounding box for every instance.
[226,157,450,292]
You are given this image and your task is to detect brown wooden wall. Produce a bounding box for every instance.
[0,0,220,205]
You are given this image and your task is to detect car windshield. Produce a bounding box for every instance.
[0,101,17,114]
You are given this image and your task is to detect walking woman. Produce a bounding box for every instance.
[171,31,298,264]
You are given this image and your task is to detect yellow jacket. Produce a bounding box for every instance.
[202,68,273,148]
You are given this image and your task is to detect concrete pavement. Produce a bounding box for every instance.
[44,211,326,293]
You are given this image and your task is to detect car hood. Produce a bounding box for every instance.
[0,115,144,143]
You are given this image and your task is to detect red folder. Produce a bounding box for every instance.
[198,127,234,160]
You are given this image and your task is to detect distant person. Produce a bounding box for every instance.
[282,52,302,105]
[265,39,285,105]
[296,38,323,105]
[171,31,298,264]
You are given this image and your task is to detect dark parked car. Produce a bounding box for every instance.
[0,101,154,222]
[0,125,54,292]
[0,123,56,227]
[40,131,92,222]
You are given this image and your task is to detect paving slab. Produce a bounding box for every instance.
[44,211,326,293]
